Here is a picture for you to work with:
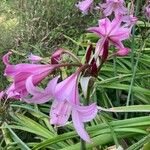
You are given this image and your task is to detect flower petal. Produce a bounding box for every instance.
[110,27,130,41]
[23,93,52,104]
[26,75,44,95]
[28,53,42,63]
[55,73,78,102]
[50,100,72,126]
[6,83,20,99]
[24,76,59,104]
[103,3,114,16]
[5,64,54,77]
[87,27,105,37]
[45,76,60,96]
[74,103,97,122]
[14,72,31,97]
[2,51,12,65]
[72,109,91,142]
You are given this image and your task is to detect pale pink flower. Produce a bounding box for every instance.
[87,17,131,61]
[24,72,97,142]
[100,0,128,17]
[51,100,97,142]
[76,0,93,15]
[3,52,57,97]
[28,53,42,63]
[51,73,97,142]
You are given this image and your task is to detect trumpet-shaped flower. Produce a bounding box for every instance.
[100,0,128,17]
[88,17,130,61]
[76,0,93,15]
[51,73,97,142]
[24,72,97,142]
[3,52,57,98]
[50,100,97,142]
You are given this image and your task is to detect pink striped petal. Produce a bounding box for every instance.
[50,100,72,126]
[103,3,114,16]
[55,73,79,103]
[26,75,44,95]
[5,64,54,77]
[45,76,60,96]
[2,51,12,65]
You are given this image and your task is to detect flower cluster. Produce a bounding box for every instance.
[76,0,137,63]
[2,50,98,142]
[1,0,138,143]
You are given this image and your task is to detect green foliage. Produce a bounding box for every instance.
[0,0,150,149]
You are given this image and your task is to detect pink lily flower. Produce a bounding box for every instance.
[28,53,43,63]
[51,73,97,142]
[3,52,57,98]
[76,0,93,15]
[51,100,97,142]
[100,0,128,17]
[87,17,131,61]
[24,72,97,142]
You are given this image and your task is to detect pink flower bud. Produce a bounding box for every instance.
[116,48,130,56]
[28,53,42,63]
[91,59,98,77]
[85,44,93,63]
[51,48,64,64]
